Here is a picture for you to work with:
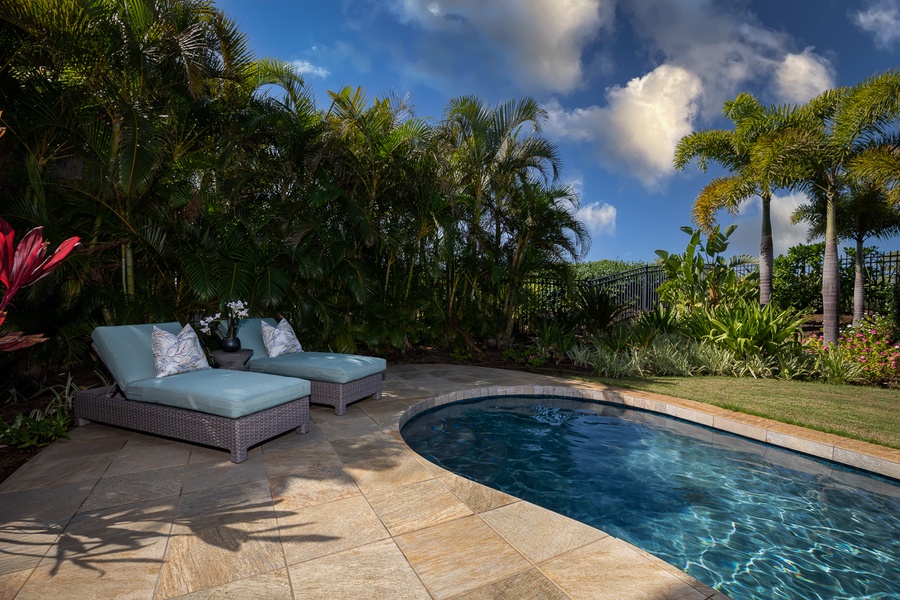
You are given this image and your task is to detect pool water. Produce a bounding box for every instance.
[401,396,900,600]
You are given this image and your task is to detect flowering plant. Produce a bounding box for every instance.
[0,216,81,351]
[198,300,249,340]
[804,314,900,385]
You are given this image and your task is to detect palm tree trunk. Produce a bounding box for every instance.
[853,237,865,325]
[759,192,773,306]
[822,190,841,345]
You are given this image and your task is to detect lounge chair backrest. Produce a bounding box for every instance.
[92,322,184,391]
[235,317,277,360]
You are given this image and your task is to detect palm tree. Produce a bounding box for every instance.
[439,96,563,343]
[674,93,786,306]
[792,181,900,324]
[497,179,590,340]
[763,71,900,344]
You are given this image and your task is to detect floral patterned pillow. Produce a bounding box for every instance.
[151,324,210,378]
[261,319,303,357]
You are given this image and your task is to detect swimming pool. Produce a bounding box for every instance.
[401,396,900,600]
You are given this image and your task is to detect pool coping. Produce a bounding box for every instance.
[399,382,900,484]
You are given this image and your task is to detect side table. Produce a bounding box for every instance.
[209,348,253,371]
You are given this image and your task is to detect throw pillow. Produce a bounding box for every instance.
[261,319,303,357]
[151,324,211,378]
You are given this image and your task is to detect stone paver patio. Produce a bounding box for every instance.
[2,364,898,599]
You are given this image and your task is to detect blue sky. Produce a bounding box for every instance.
[216,0,900,263]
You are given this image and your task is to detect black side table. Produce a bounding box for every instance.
[209,348,253,371]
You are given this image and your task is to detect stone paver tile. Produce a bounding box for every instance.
[175,480,276,534]
[541,537,708,600]
[0,481,96,575]
[481,501,606,564]
[309,403,367,423]
[23,432,127,463]
[278,495,389,566]
[262,444,344,478]
[157,516,284,598]
[316,415,385,442]
[81,465,185,512]
[288,539,430,600]
[65,422,134,442]
[103,435,192,477]
[438,474,518,514]
[0,531,55,581]
[260,426,327,453]
[16,562,162,600]
[169,568,293,599]
[187,444,262,466]
[330,434,435,493]
[345,452,435,494]
[14,504,170,600]
[394,514,531,599]
[269,466,361,510]
[0,479,94,523]
[181,451,267,493]
[365,478,473,536]
[0,568,31,600]
[38,496,175,574]
[452,567,570,600]
[0,453,113,494]
[359,398,417,427]
[834,446,900,480]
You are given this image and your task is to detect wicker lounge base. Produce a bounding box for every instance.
[310,373,382,415]
[73,386,310,463]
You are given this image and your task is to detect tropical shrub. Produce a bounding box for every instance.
[565,285,627,337]
[682,301,808,359]
[534,319,576,365]
[655,225,758,310]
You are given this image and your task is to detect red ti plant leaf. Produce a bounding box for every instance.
[0,217,81,317]
[0,331,47,352]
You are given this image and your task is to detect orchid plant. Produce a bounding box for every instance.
[198,300,250,339]
[0,217,81,351]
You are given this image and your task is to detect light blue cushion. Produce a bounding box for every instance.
[248,351,386,384]
[93,322,184,390]
[125,369,311,418]
[235,318,276,359]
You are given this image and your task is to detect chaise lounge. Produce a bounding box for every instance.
[74,322,311,463]
[234,318,386,415]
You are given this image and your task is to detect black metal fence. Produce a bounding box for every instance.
[519,252,900,332]
[520,265,666,330]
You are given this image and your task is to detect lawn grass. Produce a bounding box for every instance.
[569,374,900,450]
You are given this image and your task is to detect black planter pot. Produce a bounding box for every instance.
[220,336,241,352]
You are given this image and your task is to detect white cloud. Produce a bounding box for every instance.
[544,0,837,190]
[545,64,703,189]
[727,193,811,258]
[289,60,330,79]
[388,0,613,93]
[577,202,617,235]
[622,0,834,115]
[854,0,900,49]
[773,49,836,104]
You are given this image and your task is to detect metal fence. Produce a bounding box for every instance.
[519,252,900,331]
[519,265,666,330]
